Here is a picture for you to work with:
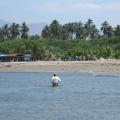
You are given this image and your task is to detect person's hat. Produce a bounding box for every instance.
[54,73,57,76]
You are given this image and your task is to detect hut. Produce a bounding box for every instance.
[0,53,33,62]
[0,53,6,62]
[16,54,32,61]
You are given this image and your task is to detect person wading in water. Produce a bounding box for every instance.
[51,73,61,86]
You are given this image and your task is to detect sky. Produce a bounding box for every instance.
[0,0,120,26]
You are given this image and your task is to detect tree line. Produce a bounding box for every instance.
[0,19,120,40]
[0,19,120,60]
[42,19,120,40]
[0,22,29,41]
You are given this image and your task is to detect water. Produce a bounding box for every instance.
[0,72,120,120]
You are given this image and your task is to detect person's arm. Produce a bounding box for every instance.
[51,77,54,82]
[58,77,61,82]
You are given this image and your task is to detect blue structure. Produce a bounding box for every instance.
[0,53,6,62]
[0,53,33,62]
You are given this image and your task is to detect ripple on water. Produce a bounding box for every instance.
[0,72,120,120]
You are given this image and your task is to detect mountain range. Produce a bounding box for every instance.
[0,19,47,35]
[28,23,46,35]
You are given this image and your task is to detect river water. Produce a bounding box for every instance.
[0,72,120,120]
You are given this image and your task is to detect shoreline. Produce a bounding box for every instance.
[0,60,120,73]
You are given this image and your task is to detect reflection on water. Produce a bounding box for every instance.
[91,72,120,77]
[0,72,120,120]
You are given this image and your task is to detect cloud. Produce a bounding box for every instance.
[103,3,120,12]
[39,1,102,14]
[1,0,120,25]
[33,0,120,25]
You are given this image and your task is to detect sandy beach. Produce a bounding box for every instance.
[0,59,120,73]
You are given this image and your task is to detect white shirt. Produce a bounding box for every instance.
[52,76,61,83]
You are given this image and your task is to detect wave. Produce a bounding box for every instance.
[91,72,120,77]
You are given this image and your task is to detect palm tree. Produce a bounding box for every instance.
[76,22,84,39]
[84,19,98,40]
[107,26,113,37]
[49,20,62,38]
[114,25,120,36]
[0,28,4,41]
[63,22,76,39]
[60,26,69,40]
[90,25,99,39]
[101,21,109,37]
[21,22,29,39]
[2,24,10,40]
[41,25,51,38]
[10,23,20,39]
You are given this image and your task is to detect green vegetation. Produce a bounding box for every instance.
[0,19,120,60]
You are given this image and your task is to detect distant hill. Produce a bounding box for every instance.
[0,19,47,35]
[0,19,11,27]
[28,23,47,35]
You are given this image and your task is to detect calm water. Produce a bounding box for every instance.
[0,72,120,120]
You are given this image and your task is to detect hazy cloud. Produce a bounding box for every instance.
[0,0,120,25]
[39,2,102,14]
